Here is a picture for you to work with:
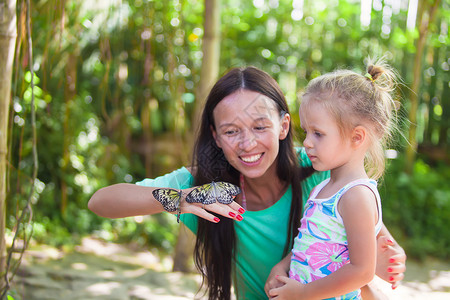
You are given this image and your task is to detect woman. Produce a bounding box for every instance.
[88,66,405,300]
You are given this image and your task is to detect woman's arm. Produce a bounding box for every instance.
[88,183,243,222]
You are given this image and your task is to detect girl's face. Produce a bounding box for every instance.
[299,100,354,172]
[212,89,290,179]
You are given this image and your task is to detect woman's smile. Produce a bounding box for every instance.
[239,153,264,165]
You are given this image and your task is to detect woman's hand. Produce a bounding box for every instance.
[265,255,291,298]
[376,235,406,289]
[179,189,245,223]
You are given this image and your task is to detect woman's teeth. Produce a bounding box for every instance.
[241,154,262,163]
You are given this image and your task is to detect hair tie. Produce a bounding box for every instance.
[364,73,375,83]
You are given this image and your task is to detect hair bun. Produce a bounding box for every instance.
[367,65,384,81]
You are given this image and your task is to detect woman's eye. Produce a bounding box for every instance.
[254,126,266,131]
[224,129,238,136]
[314,131,322,137]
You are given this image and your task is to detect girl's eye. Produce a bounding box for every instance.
[314,131,322,137]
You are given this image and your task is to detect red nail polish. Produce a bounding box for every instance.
[392,285,397,290]
[236,215,243,221]
[387,268,393,272]
[389,276,394,282]
[389,258,395,263]
[238,208,245,214]
[229,212,236,217]
[214,217,220,222]
[387,239,394,244]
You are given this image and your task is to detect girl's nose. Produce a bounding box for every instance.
[303,134,313,149]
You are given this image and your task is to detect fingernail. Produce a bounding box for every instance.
[214,217,220,223]
[387,239,394,244]
[392,285,397,290]
[389,258,395,263]
[238,208,246,214]
[229,212,236,217]
[236,215,243,221]
[389,276,394,282]
[387,267,393,272]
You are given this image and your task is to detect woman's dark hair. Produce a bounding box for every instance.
[191,66,313,300]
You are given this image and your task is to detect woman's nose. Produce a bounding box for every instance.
[239,129,257,151]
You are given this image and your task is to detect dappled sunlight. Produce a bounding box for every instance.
[9,237,449,299]
[70,262,88,270]
[123,267,148,278]
[85,281,121,296]
[96,270,116,278]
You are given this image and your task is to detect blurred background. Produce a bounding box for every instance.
[1,0,449,299]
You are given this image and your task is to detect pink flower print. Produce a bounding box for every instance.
[292,250,307,264]
[306,242,349,274]
[310,273,322,282]
[289,271,302,282]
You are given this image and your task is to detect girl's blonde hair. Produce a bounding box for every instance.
[301,58,400,179]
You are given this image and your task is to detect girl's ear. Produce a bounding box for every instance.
[351,126,367,148]
[279,113,291,140]
[211,125,222,148]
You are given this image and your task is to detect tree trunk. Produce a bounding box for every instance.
[61,52,78,216]
[405,0,441,173]
[172,0,222,273]
[172,223,196,273]
[193,0,221,133]
[0,0,17,288]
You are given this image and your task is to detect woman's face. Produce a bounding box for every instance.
[212,89,290,179]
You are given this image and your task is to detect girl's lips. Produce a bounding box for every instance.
[307,154,317,161]
[239,153,264,165]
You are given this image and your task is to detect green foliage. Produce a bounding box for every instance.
[6,0,449,259]
[381,155,450,260]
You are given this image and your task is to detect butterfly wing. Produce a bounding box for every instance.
[186,181,241,205]
[152,188,182,212]
[212,181,241,204]
[186,183,214,204]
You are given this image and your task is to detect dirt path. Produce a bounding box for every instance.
[9,237,450,299]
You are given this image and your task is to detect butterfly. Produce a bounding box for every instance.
[186,181,241,205]
[152,188,183,223]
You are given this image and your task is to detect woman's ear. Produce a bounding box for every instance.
[279,113,290,140]
[211,125,222,148]
[351,126,367,148]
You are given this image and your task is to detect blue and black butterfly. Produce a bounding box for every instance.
[186,181,241,205]
[152,188,183,222]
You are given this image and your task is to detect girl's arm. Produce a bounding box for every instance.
[269,185,378,299]
[88,183,243,222]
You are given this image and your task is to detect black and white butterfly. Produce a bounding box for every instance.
[186,181,241,205]
[152,188,183,222]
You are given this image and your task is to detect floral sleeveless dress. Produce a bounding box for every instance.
[289,178,382,300]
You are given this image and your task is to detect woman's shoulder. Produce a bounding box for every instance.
[295,146,312,168]
[135,166,194,189]
[295,146,330,184]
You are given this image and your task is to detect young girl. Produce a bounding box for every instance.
[269,60,400,300]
